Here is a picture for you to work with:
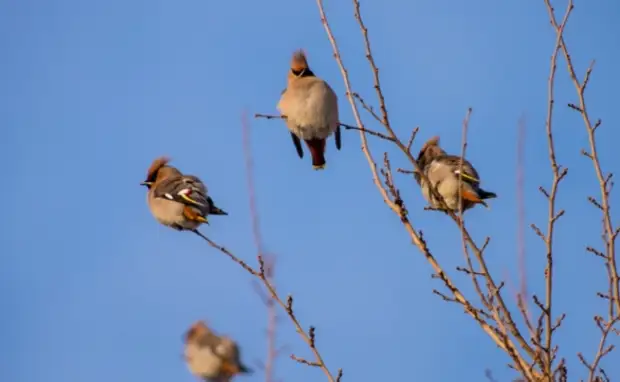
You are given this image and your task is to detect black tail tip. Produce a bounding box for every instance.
[240,365,252,374]
[211,207,228,215]
[481,190,497,199]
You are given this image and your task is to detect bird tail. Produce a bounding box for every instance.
[239,364,252,374]
[305,138,326,170]
[478,189,497,200]
[209,205,228,215]
[183,206,209,225]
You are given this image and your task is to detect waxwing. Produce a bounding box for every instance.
[415,136,497,212]
[277,49,341,170]
[140,157,227,231]
[184,320,252,382]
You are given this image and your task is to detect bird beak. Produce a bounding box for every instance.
[140,181,152,187]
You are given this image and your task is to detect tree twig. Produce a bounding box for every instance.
[189,114,340,382]
[254,113,358,130]
[242,111,281,382]
[314,0,538,379]
[544,0,619,379]
[532,1,573,377]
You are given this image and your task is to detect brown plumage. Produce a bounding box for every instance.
[140,157,228,231]
[415,136,497,212]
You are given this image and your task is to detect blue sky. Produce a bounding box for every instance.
[1,0,619,381]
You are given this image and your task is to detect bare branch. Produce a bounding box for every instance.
[544,1,619,380]
[546,0,619,315]
[254,113,358,130]
[341,125,396,142]
[188,114,339,382]
[315,0,539,379]
[352,92,384,126]
[533,1,574,377]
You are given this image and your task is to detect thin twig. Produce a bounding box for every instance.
[341,125,396,142]
[192,229,259,276]
[544,1,619,380]
[535,1,572,377]
[352,92,384,126]
[547,0,618,316]
[187,114,339,382]
[456,108,490,310]
[254,113,358,130]
[191,232,337,382]
[241,112,280,382]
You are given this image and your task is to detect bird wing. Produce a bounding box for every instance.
[290,132,304,158]
[215,336,250,372]
[433,155,481,184]
[335,125,342,150]
[214,337,236,360]
[152,175,210,210]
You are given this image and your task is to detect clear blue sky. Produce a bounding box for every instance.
[2,0,619,381]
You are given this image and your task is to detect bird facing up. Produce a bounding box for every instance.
[140,156,228,231]
[184,320,252,382]
[277,49,341,170]
[415,136,497,212]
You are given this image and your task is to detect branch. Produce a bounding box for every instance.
[349,8,538,371]
[315,0,506,347]
[544,1,619,380]
[242,112,281,382]
[254,113,359,131]
[546,0,618,317]
[532,1,573,377]
[193,225,338,381]
[187,113,340,382]
[251,257,281,382]
[315,0,539,379]
[456,108,493,311]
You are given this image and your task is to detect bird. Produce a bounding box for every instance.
[140,156,228,231]
[414,136,497,212]
[277,49,341,170]
[184,320,252,382]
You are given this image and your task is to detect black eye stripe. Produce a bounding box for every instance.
[291,68,315,78]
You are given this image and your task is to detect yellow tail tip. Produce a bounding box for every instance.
[196,216,209,224]
[313,164,326,170]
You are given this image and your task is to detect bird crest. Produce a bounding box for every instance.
[144,156,171,183]
[417,136,444,162]
[185,320,210,342]
[290,49,309,72]
[419,136,440,153]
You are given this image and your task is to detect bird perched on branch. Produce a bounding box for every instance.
[140,156,228,231]
[184,320,252,382]
[414,136,497,212]
[277,49,341,170]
